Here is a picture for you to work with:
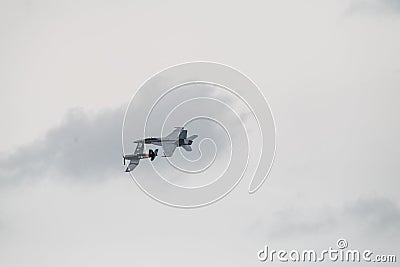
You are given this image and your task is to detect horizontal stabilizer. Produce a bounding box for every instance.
[188,135,198,140]
[182,145,192,151]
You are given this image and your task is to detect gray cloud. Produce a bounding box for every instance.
[348,0,400,15]
[344,197,400,236]
[249,205,337,241]
[250,196,400,243]
[0,106,125,185]
[0,84,256,188]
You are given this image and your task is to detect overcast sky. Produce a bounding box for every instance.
[1,0,400,266]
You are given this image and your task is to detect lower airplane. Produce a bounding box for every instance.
[123,140,158,172]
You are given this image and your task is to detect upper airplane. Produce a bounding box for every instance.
[123,140,158,172]
[135,127,198,157]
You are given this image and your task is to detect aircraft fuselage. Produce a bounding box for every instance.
[142,137,192,147]
[123,153,149,160]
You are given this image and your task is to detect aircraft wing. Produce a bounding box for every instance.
[134,140,144,155]
[165,127,183,140]
[125,159,139,172]
[162,143,177,157]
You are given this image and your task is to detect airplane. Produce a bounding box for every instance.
[135,127,198,157]
[123,140,158,172]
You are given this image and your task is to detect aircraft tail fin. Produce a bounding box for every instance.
[179,130,187,139]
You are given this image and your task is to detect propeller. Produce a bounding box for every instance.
[149,149,159,161]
